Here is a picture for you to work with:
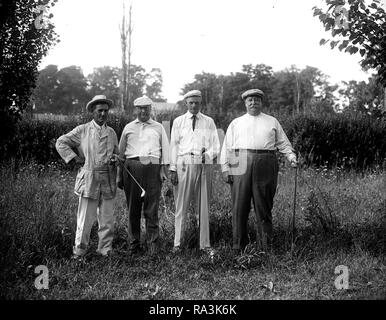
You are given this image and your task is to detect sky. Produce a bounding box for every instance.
[39,0,384,102]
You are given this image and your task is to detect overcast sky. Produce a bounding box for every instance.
[39,0,384,102]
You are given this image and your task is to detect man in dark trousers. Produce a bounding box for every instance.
[220,89,298,253]
[117,96,169,256]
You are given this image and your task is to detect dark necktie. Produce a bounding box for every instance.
[192,115,197,131]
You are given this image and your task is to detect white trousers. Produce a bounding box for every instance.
[73,196,115,256]
[173,161,211,249]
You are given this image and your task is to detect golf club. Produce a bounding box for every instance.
[291,164,298,246]
[117,157,146,198]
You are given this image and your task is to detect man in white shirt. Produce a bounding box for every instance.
[56,95,119,259]
[118,96,169,256]
[220,89,298,253]
[170,90,220,253]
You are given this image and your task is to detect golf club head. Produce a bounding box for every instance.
[140,189,146,198]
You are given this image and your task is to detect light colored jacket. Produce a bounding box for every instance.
[56,120,119,200]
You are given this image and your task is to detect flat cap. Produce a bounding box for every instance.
[86,95,113,112]
[241,89,264,100]
[134,96,153,107]
[183,90,202,100]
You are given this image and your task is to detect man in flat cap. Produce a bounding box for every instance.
[117,96,170,256]
[170,90,220,254]
[220,89,298,254]
[56,95,119,259]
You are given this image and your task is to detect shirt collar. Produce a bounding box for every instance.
[186,111,202,119]
[92,120,106,130]
[245,112,263,118]
[135,117,154,124]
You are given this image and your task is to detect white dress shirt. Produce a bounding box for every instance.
[220,112,296,172]
[119,118,170,165]
[170,111,220,171]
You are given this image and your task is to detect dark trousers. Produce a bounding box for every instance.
[122,158,161,251]
[231,152,278,251]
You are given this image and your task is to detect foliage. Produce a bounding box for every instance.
[182,64,338,116]
[34,65,90,114]
[146,68,166,102]
[3,111,386,171]
[313,0,386,112]
[33,64,165,114]
[313,0,386,84]
[339,74,385,115]
[283,112,386,169]
[0,0,59,148]
[87,66,121,110]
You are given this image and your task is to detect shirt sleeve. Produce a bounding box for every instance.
[169,118,180,171]
[204,119,220,163]
[220,122,233,172]
[160,125,170,165]
[55,125,83,163]
[118,126,128,159]
[275,119,296,162]
[113,130,119,155]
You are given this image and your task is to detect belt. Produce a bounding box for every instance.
[126,156,160,164]
[234,149,275,154]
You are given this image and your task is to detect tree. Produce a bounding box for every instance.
[54,66,89,114]
[145,68,166,102]
[120,0,133,116]
[339,75,384,115]
[270,66,337,115]
[33,64,59,113]
[0,0,58,145]
[88,66,121,109]
[33,65,89,114]
[313,0,386,110]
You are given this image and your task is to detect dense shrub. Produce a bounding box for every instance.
[2,111,386,169]
[281,113,386,169]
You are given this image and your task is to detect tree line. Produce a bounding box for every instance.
[32,64,165,115]
[32,63,385,118]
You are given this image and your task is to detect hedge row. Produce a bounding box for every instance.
[2,112,386,169]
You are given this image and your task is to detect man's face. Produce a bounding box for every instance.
[136,105,151,122]
[185,96,202,115]
[245,96,262,116]
[92,104,109,126]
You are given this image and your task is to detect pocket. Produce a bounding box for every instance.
[74,169,86,194]
[254,156,277,185]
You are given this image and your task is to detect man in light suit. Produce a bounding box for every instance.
[169,90,220,254]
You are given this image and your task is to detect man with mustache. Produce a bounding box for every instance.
[220,89,298,254]
[56,95,119,259]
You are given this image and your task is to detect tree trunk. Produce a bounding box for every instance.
[120,1,128,112]
[127,3,133,119]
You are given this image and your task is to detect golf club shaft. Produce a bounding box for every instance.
[292,165,298,244]
[118,158,146,194]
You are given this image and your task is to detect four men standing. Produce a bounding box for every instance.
[56,88,297,258]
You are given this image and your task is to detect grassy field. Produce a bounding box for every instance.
[0,161,385,300]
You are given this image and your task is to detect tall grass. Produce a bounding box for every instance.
[1,161,385,299]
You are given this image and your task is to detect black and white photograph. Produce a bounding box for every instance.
[0,0,385,306]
